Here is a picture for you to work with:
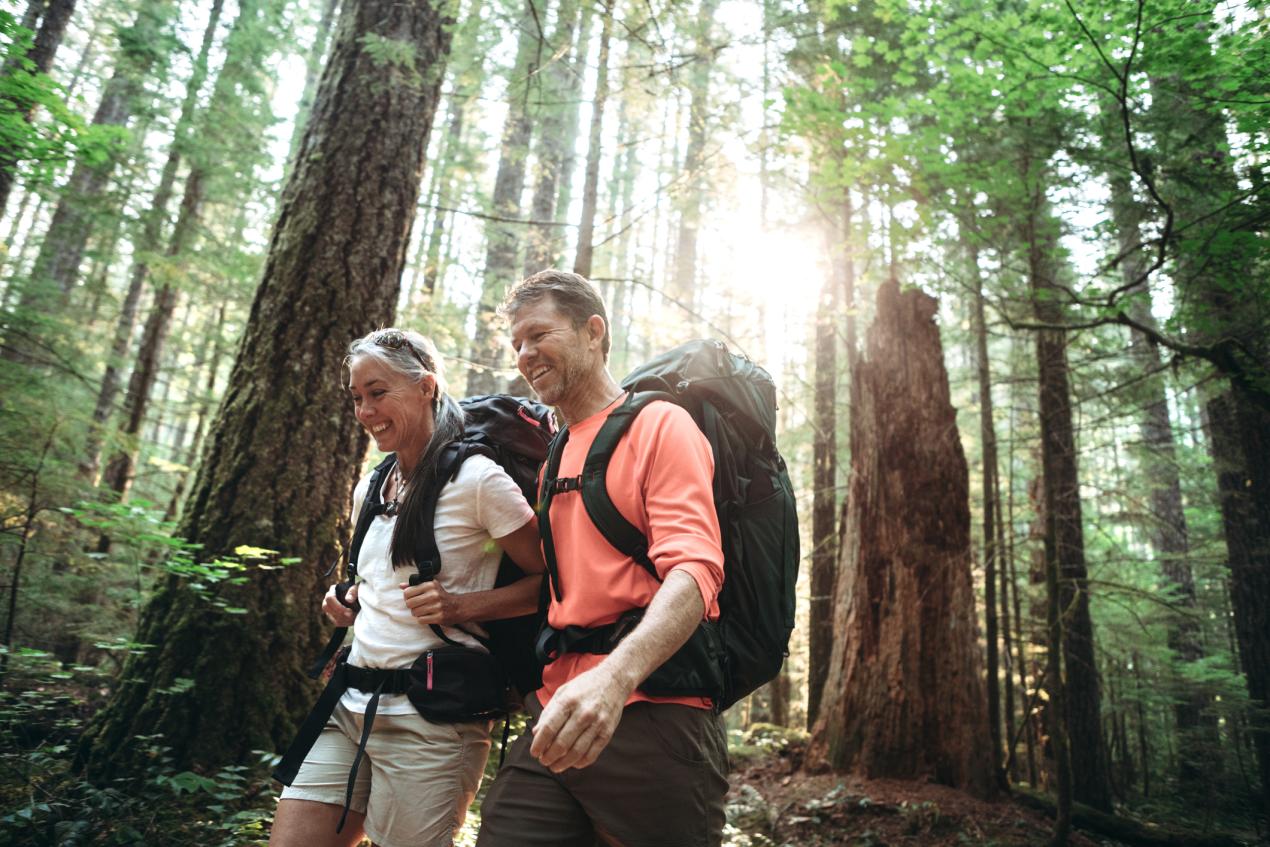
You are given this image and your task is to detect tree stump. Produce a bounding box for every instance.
[808,278,996,799]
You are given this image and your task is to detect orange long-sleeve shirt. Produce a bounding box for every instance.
[537,395,725,709]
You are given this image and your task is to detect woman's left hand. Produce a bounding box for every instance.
[401,579,466,626]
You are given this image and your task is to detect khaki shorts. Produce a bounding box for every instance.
[280,702,491,847]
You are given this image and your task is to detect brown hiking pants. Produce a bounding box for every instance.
[476,693,729,847]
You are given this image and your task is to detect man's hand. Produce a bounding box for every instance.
[528,570,706,773]
[529,663,636,773]
[401,580,466,626]
[321,583,358,626]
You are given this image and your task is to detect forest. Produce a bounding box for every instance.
[0,0,1266,844]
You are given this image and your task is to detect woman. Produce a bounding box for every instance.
[271,328,544,847]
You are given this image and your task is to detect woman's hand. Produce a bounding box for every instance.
[322,583,358,626]
[402,580,467,626]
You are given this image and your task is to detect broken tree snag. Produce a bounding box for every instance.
[808,278,996,799]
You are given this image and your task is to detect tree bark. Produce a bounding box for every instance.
[808,278,996,799]
[75,0,453,778]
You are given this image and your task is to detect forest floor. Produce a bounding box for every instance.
[723,737,1090,847]
[721,732,1265,847]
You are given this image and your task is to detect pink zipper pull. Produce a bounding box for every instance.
[427,652,434,689]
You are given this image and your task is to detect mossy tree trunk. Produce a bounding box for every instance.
[75,0,454,779]
[808,279,996,799]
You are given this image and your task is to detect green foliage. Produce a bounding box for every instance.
[0,654,275,846]
[0,12,120,193]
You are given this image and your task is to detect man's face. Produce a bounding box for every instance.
[509,296,597,409]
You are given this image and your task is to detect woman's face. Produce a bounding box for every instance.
[347,355,435,460]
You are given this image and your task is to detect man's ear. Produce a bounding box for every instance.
[586,314,607,349]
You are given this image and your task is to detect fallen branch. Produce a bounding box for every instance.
[1013,787,1247,847]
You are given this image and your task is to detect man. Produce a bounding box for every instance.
[477,270,729,847]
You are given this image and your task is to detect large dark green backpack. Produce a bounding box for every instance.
[536,339,799,709]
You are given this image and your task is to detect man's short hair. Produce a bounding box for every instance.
[502,269,611,358]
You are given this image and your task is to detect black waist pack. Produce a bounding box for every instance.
[408,645,507,722]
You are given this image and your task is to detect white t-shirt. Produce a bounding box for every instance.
[341,453,535,715]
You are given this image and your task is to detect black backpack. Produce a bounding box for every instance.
[536,339,799,709]
[311,395,554,699]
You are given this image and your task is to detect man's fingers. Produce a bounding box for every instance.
[546,723,603,773]
[573,727,613,771]
[529,701,567,761]
[538,706,593,770]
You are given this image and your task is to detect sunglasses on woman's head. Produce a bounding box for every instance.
[374,330,432,372]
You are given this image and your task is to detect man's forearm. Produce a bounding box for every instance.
[601,569,705,695]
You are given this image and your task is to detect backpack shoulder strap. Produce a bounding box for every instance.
[538,427,571,601]
[579,391,675,581]
[309,454,396,677]
[408,441,491,649]
[411,442,465,582]
[347,453,397,582]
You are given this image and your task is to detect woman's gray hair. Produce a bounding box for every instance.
[346,328,466,571]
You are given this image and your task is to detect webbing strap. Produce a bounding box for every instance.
[308,455,396,677]
[274,661,414,788]
[537,428,571,601]
[534,610,645,663]
[338,680,384,833]
[273,661,349,786]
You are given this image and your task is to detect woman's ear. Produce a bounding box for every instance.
[420,373,438,400]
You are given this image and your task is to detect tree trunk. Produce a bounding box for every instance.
[0,0,79,220]
[1207,389,1270,812]
[1146,19,1269,809]
[669,0,718,307]
[971,245,1007,788]
[74,0,453,778]
[571,3,612,279]
[1108,167,1219,791]
[806,206,841,730]
[1044,459,1073,844]
[166,301,227,522]
[80,0,226,483]
[467,0,544,395]
[808,278,996,799]
[523,0,581,275]
[1026,204,1113,812]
